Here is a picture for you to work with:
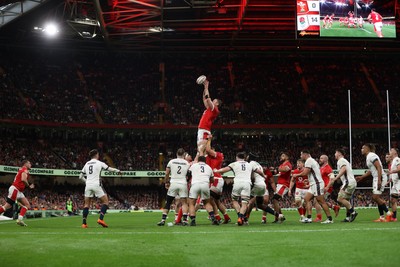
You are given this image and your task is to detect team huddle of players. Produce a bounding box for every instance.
[324,9,384,38]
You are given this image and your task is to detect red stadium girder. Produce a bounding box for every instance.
[93,0,295,50]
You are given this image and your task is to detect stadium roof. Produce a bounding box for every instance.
[0,0,399,52]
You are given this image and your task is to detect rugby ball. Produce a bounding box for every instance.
[196,75,207,85]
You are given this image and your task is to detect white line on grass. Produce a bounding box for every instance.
[0,227,398,235]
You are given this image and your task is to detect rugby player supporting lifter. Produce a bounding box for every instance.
[197,79,222,156]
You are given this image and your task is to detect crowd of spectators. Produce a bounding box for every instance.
[0,130,395,171]
[0,51,399,126]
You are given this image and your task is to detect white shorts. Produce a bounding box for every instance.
[374,22,383,32]
[84,184,106,198]
[167,183,188,198]
[308,182,324,197]
[232,181,251,199]
[210,178,224,194]
[251,182,266,197]
[390,180,400,196]
[197,129,211,144]
[338,182,357,200]
[294,188,308,201]
[275,184,289,197]
[372,176,387,195]
[7,185,25,202]
[189,183,210,200]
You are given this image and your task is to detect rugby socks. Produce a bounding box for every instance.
[378,204,388,216]
[223,213,230,221]
[0,206,5,214]
[99,204,109,220]
[263,206,277,216]
[328,216,333,221]
[215,214,221,221]
[82,207,89,225]
[378,205,383,216]
[161,213,168,222]
[261,215,266,221]
[176,208,183,223]
[190,215,196,223]
[208,211,216,221]
[393,211,397,219]
[316,214,322,221]
[297,207,305,216]
[18,206,27,221]
[182,213,188,222]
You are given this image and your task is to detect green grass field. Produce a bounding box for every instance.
[1,209,399,267]
[320,21,396,38]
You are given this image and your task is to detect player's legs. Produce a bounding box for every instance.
[315,195,333,223]
[179,198,189,224]
[372,177,390,221]
[16,197,30,226]
[390,194,398,221]
[294,189,306,220]
[272,184,288,222]
[82,196,92,227]
[303,192,314,222]
[203,198,219,225]
[0,186,20,215]
[261,193,269,223]
[372,194,390,221]
[314,201,322,222]
[0,202,13,215]
[188,198,197,226]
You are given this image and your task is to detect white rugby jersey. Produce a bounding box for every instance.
[81,159,110,186]
[366,152,387,180]
[305,157,323,186]
[189,162,213,184]
[228,160,254,183]
[390,156,400,182]
[337,157,356,186]
[167,158,190,185]
[249,161,264,185]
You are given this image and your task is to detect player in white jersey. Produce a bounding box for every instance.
[357,144,390,222]
[292,150,333,224]
[187,156,218,226]
[79,149,121,228]
[386,148,400,222]
[245,153,281,224]
[214,152,266,226]
[158,148,191,226]
[325,149,358,222]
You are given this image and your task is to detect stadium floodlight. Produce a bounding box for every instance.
[43,23,59,37]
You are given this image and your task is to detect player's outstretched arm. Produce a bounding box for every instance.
[202,80,213,109]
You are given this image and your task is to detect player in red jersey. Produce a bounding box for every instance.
[272,152,292,223]
[289,159,310,221]
[0,160,34,226]
[205,138,231,224]
[313,155,341,222]
[368,8,384,37]
[197,79,222,156]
